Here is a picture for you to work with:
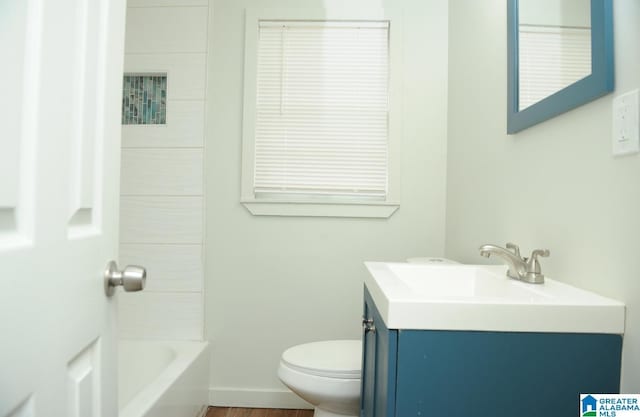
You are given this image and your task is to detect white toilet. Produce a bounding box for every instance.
[278,340,362,417]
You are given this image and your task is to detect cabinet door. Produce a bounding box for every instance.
[361,299,376,417]
[394,330,622,417]
[362,289,398,417]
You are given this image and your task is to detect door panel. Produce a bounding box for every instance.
[0,0,38,248]
[0,0,126,415]
[68,0,105,234]
[66,339,101,417]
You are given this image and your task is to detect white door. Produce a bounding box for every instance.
[0,0,127,416]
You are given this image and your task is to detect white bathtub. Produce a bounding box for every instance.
[118,340,209,417]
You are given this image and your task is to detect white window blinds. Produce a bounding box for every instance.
[518,25,591,110]
[254,21,390,200]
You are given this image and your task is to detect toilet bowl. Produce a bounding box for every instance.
[278,340,361,417]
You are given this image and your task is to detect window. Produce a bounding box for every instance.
[518,25,591,110]
[241,9,402,218]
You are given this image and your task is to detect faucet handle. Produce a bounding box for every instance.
[531,249,550,259]
[506,242,521,257]
[526,249,550,276]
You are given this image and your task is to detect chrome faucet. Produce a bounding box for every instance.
[479,243,550,284]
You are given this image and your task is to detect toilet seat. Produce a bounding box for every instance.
[281,340,361,379]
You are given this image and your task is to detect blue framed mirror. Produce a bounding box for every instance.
[507,0,614,134]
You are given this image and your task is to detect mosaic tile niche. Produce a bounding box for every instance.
[122,74,167,125]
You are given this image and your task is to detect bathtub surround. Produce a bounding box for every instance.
[119,0,209,340]
[446,0,640,392]
[118,340,210,417]
[206,0,448,406]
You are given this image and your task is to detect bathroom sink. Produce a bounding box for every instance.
[364,262,625,333]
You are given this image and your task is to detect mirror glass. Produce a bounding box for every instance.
[518,0,591,110]
[507,0,614,134]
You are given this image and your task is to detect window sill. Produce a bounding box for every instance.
[241,199,400,218]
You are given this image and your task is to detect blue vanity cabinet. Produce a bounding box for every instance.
[361,287,623,417]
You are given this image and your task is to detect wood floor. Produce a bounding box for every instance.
[206,407,313,417]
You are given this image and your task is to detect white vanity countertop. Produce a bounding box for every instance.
[364,262,625,334]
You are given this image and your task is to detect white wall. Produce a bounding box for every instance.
[446,0,640,392]
[118,0,209,340]
[205,0,448,406]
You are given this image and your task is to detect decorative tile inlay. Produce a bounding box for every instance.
[122,74,167,124]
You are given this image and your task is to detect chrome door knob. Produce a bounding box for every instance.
[104,260,146,297]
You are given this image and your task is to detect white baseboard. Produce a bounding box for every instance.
[209,387,313,409]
